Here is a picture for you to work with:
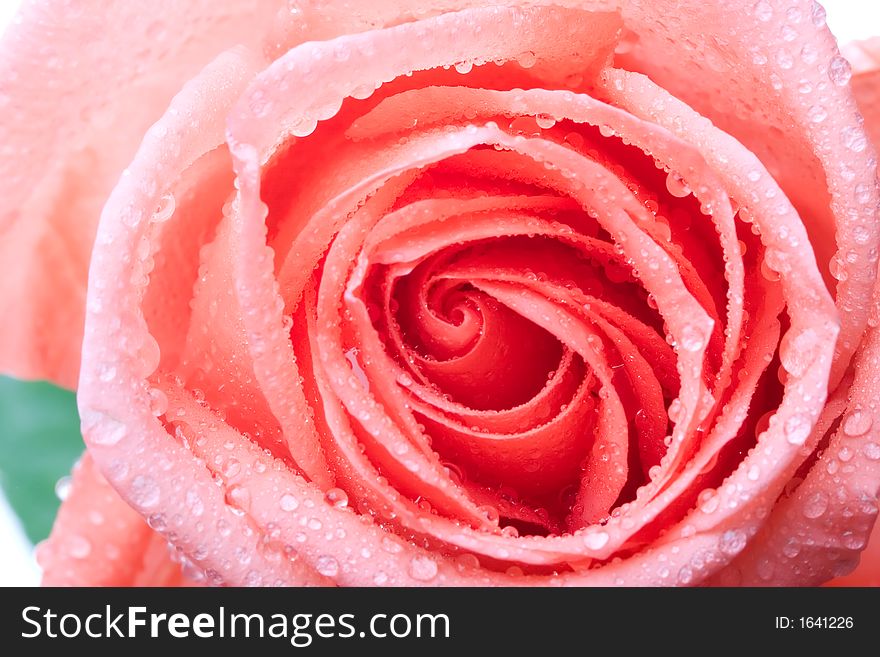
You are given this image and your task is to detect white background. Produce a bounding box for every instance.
[0,0,876,586]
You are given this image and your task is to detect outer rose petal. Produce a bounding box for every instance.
[823,38,880,588]
[711,34,880,587]
[0,0,283,388]
[828,521,880,587]
[843,38,880,151]
[39,454,192,586]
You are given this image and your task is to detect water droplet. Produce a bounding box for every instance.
[55,476,72,501]
[478,505,499,523]
[810,1,826,27]
[775,49,794,69]
[324,488,349,508]
[455,553,481,571]
[855,183,872,205]
[535,114,556,129]
[780,24,798,42]
[225,484,251,512]
[382,536,403,554]
[841,127,867,153]
[290,116,318,137]
[843,406,872,436]
[222,458,241,479]
[147,513,167,531]
[148,388,168,417]
[665,171,691,197]
[373,571,389,585]
[699,489,719,514]
[131,475,160,509]
[582,530,609,550]
[828,55,852,86]
[516,51,536,68]
[408,555,438,581]
[68,535,92,559]
[753,1,773,21]
[315,555,339,577]
[862,442,880,461]
[677,565,695,585]
[806,104,827,124]
[842,531,866,551]
[151,193,175,223]
[99,364,117,382]
[185,488,204,516]
[802,490,829,519]
[679,324,706,352]
[598,124,616,138]
[454,61,473,74]
[829,254,849,281]
[719,529,747,555]
[784,413,812,445]
[396,372,413,387]
[780,327,821,377]
[782,538,801,558]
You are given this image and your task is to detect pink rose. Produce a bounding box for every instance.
[3,0,879,586]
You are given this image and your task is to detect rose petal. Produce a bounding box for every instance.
[0,0,284,387]
[39,454,191,586]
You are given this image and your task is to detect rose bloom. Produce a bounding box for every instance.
[1,0,878,587]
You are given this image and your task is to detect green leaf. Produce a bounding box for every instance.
[0,376,84,544]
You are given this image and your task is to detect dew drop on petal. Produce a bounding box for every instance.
[780,328,821,377]
[784,413,812,445]
[516,51,537,68]
[535,114,556,129]
[455,553,481,571]
[148,388,168,417]
[862,442,880,461]
[315,555,339,577]
[679,324,706,352]
[99,364,117,382]
[382,536,403,554]
[753,1,773,21]
[807,104,827,124]
[665,171,691,197]
[756,557,775,580]
[843,406,872,436]
[280,493,299,512]
[68,535,92,559]
[841,127,867,153]
[324,488,349,508]
[719,529,747,556]
[225,484,251,512]
[598,124,616,137]
[582,530,609,550]
[55,476,72,501]
[151,193,175,223]
[828,55,852,86]
[221,458,241,479]
[802,490,829,519]
[408,555,438,581]
[130,475,160,509]
[810,1,826,27]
